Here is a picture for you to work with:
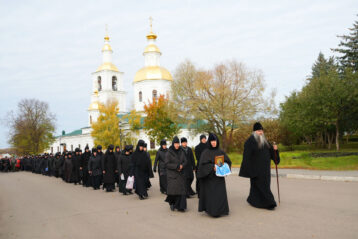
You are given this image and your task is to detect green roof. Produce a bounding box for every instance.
[56,129,83,138]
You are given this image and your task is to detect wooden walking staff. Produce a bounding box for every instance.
[273,142,280,205]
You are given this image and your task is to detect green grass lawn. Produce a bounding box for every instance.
[228,150,358,170]
[149,142,358,171]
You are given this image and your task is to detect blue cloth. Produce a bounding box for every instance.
[215,163,231,177]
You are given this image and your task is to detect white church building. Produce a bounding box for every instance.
[47,22,202,153]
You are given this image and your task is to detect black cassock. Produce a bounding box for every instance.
[131,148,153,198]
[194,142,208,196]
[63,157,73,183]
[71,154,80,184]
[118,152,133,194]
[197,147,231,217]
[81,151,91,187]
[239,134,280,209]
[153,147,168,194]
[102,151,117,191]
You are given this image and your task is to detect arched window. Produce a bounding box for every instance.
[90,115,92,124]
[152,90,157,100]
[139,91,142,102]
[112,76,117,91]
[97,76,102,91]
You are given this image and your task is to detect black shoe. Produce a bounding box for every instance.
[139,195,144,200]
[170,204,175,211]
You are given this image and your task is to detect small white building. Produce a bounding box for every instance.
[47,22,202,154]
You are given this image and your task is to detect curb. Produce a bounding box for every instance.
[231,168,358,182]
[274,173,358,182]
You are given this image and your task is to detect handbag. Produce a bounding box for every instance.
[126,176,134,189]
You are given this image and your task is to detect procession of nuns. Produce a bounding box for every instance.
[16,122,280,218]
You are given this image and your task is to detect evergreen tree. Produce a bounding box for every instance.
[332,16,358,71]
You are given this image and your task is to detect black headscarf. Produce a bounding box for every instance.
[136,140,145,152]
[170,136,181,152]
[207,133,220,150]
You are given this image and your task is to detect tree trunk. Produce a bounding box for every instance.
[327,133,332,150]
[335,120,340,151]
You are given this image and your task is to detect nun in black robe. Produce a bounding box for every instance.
[239,122,280,210]
[114,146,121,187]
[118,145,133,195]
[197,133,231,217]
[194,135,208,197]
[71,148,81,185]
[80,145,91,187]
[88,148,102,190]
[63,152,73,183]
[102,145,117,192]
[165,136,188,211]
[131,140,153,200]
[153,139,168,194]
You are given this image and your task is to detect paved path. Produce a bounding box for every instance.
[231,168,358,181]
[1,172,357,239]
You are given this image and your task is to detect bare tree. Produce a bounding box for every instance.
[171,59,275,151]
[7,99,56,155]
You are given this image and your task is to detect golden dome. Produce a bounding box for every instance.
[144,44,161,54]
[96,62,119,72]
[102,43,112,52]
[134,66,173,83]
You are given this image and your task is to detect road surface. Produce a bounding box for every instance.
[0,172,357,239]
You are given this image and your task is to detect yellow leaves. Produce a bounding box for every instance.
[91,99,121,149]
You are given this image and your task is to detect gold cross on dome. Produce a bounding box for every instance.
[149,16,153,31]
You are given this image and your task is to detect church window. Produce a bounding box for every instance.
[112,76,117,91]
[152,90,157,100]
[139,91,142,102]
[90,116,92,124]
[97,76,102,91]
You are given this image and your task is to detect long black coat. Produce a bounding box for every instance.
[131,150,153,196]
[71,154,80,183]
[118,153,132,179]
[197,147,231,217]
[63,157,73,182]
[239,134,280,209]
[239,135,280,178]
[182,147,195,179]
[195,142,208,170]
[165,147,187,196]
[154,147,168,176]
[102,152,117,184]
[88,155,102,176]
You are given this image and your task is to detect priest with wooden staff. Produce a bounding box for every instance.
[239,122,280,210]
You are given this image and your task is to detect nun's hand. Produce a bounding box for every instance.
[103,170,106,174]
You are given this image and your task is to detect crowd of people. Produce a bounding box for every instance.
[1,122,280,217]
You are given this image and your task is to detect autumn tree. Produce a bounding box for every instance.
[91,100,122,148]
[7,98,56,155]
[171,59,276,152]
[143,95,180,145]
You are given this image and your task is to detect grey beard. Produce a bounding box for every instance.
[253,132,269,149]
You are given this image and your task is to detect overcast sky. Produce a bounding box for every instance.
[0,0,357,148]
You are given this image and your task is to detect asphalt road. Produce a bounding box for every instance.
[0,171,357,239]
